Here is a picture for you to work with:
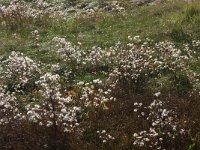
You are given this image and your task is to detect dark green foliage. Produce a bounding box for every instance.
[170,24,191,43]
[189,131,200,150]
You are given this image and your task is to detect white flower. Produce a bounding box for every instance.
[133,133,138,137]
[154,92,161,97]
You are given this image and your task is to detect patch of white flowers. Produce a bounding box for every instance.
[0,86,19,125]
[0,0,69,22]
[0,51,81,132]
[0,51,41,93]
[24,72,81,132]
[52,36,118,69]
[0,50,115,133]
[53,36,199,93]
[79,79,116,108]
[133,94,185,149]
[97,130,115,144]
[0,0,125,28]
[107,37,199,91]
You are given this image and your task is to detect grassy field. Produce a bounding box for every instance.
[1,1,200,55]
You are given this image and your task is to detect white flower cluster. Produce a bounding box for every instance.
[0,51,82,133]
[53,37,84,65]
[0,0,69,26]
[25,72,81,132]
[0,48,117,133]
[0,87,19,125]
[52,37,118,68]
[79,79,116,108]
[53,36,199,93]
[97,130,115,144]
[0,0,125,29]
[133,94,185,149]
[31,29,40,48]
[102,1,125,12]
[107,37,199,91]
[0,51,41,93]
[192,40,200,48]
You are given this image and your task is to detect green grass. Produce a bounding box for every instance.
[1,1,200,60]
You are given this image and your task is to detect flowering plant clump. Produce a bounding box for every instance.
[97,130,115,144]
[0,86,19,125]
[24,72,81,133]
[53,36,200,94]
[0,47,117,141]
[0,0,125,32]
[0,0,69,30]
[133,94,186,149]
[0,52,81,132]
[107,38,199,93]
[78,79,116,108]
[52,36,118,70]
[0,51,41,94]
